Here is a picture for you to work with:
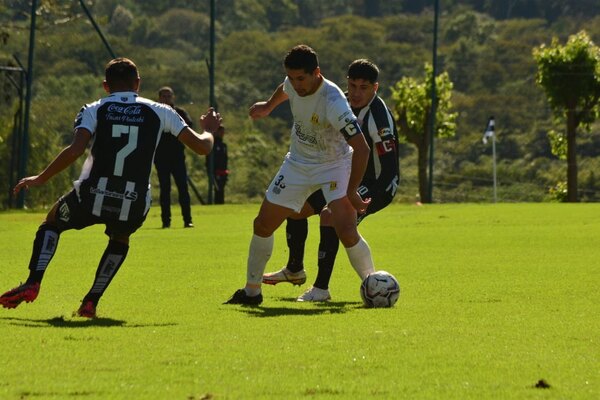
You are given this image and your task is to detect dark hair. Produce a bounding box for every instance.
[105,58,139,89]
[347,59,379,84]
[158,86,174,95]
[283,45,319,74]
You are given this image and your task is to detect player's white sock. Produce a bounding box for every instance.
[245,234,274,296]
[345,236,375,280]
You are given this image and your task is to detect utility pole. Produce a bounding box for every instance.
[426,0,440,203]
[17,0,37,208]
[2,62,25,208]
[207,0,216,204]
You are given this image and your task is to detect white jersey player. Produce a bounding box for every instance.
[225,45,376,305]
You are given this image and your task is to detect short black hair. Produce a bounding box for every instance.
[105,58,139,89]
[284,45,319,74]
[158,86,174,95]
[347,59,379,84]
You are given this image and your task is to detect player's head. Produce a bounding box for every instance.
[347,59,379,109]
[104,58,140,93]
[348,59,379,83]
[284,45,319,73]
[158,86,175,106]
[284,45,322,97]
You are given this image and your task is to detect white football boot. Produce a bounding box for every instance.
[262,267,307,286]
[296,286,331,302]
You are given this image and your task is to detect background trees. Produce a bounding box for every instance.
[0,1,599,208]
[534,31,600,202]
[391,64,457,203]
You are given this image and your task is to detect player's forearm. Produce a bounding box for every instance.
[265,84,288,112]
[37,145,86,183]
[348,146,369,194]
[184,129,214,156]
[346,133,370,194]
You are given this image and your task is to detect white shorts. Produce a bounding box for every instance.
[265,153,352,213]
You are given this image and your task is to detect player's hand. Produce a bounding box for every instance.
[200,107,222,133]
[348,191,371,214]
[13,175,44,196]
[249,102,271,120]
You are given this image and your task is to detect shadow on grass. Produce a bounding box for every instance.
[230,300,365,317]
[19,390,99,398]
[1,316,177,328]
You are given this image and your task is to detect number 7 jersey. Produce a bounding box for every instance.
[73,91,187,222]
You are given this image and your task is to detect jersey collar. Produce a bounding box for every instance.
[353,93,378,122]
[108,91,138,103]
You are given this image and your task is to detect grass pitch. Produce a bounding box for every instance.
[0,203,598,399]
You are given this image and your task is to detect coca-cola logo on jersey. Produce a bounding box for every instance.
[107,104,142,115]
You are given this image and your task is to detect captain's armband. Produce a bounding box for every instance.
[340,120,361,140]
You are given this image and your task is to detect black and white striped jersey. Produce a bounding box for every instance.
[353,94,400,198]
[73,91,187,222]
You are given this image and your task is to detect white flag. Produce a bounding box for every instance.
[482,117,495,144]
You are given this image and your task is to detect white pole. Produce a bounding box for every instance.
[492,132,497,203]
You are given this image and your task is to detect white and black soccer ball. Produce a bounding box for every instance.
[360,271,400,308]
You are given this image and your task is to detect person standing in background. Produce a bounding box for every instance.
[207,125,229,204]
[154,86,194,228]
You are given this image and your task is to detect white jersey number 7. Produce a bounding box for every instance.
[112,124,139,177]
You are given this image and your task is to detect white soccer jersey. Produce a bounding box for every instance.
[284,77,359,164]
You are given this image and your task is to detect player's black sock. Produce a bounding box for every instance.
[82,240,129,305]
[314,226,339,290]
[25,223,61,285]
[286,218,308,273]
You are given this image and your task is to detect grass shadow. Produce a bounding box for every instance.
[1,316,177,328]
[229,300,365,317]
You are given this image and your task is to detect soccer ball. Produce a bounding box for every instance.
[360,271,400,308]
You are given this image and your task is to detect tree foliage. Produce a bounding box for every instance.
[391,64,458,203]
[534,31,600,201]
[0,1,599,208]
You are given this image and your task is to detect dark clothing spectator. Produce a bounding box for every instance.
[154,87,194,228]
[206,126,229,204]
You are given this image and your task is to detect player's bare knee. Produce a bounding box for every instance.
[334,222,359,247]
[319,208,333,226]
[44,203,60,224]
[253,217,274,237]
[337,230,360,248]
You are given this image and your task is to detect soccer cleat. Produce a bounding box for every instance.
[184,222,194,228]
[224,289,263,305]
[0,282,40,309]
[76,300,97,318]
[297,286,331,302]
[262,267,307,286]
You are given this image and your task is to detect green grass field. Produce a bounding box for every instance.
[0,203,598,399]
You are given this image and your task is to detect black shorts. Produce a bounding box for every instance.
[306,187,393,225]
[357,189,394,224]
[54,189,147,237]
[306,190,327,214]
